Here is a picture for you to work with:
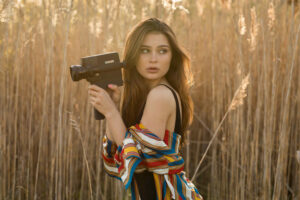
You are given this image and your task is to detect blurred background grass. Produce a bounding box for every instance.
[0,0,299,199]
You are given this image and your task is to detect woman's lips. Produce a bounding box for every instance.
[146,67,159,73]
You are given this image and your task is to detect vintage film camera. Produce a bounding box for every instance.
[70,52,124,120]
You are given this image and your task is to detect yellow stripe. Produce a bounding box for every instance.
[165,156,175,162]
[139,123,146,129]
[165,188,171,200]
[124,147,138,154]
[154,173,162,200]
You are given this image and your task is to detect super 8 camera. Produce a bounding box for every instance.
[70,52,124,120]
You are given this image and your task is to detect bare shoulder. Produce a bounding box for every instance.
[148,85,173,97]
[146,85,176,110]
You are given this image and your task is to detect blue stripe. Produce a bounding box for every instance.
[159,148,176,155]
[107,142,112,157]
[171,133,177,150]
[180,173,191,189]
[162,180,167,199]
[156,133,178,155]
[130,180,136,200]
[146,132,160,139]
[125,158,142,190]
[125,130,130,138]
[106,138,114,157]
[176,174,186,200]
[143,152,164,159]
[117,145,122,153]
[168,158,184,166]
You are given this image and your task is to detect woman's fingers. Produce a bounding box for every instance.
[88,89,100,97]
[89,96,101,106]
[108,84,119,92]
[108,84,116,88]
[88,84,102,92]
[89,97,96,105]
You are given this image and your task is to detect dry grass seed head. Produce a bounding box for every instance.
[229,73,250,111]
[248,7,259,51]
[238,13,247,35]
[268,2,275,32]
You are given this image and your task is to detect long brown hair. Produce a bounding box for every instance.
[121,18,194,144]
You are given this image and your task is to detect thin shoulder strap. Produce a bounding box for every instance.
[157,84,182,133]
[137,84,182,133]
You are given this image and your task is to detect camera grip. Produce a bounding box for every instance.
[94,108,105,120]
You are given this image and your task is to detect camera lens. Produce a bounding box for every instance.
[70,65,87,81]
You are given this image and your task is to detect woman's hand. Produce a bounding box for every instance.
[88,84,119,118]
[106,84,122,108]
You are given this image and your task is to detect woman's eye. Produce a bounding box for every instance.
[141,48,149,53]
[159,49,168,54]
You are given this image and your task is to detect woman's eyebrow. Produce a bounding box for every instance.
[141,44,170,48]
[158,45,170,48]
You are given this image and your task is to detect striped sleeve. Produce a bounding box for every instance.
[101,131,143,188]
[102,135,122,180]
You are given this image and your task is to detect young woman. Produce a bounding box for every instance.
[88,18,203,200]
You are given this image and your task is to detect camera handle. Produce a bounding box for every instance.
[93,84,107,120]
[93,84,117,120]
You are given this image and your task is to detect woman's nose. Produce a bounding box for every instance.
[150,52,157,62]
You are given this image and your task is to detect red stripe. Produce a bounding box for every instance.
[135,124,141,129]
[139,160,146,166]
[170,175,173,185]
[146,160,168,168]
[163,130,169,145]
[114,150,124,165]
[118,160,125,172]
[102,153,115,164]
[169,166,184,174]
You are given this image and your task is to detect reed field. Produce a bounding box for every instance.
[0,0,299,199]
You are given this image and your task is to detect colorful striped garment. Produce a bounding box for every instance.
[102,123,203,200]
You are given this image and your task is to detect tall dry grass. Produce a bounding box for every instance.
[0,0,299,199]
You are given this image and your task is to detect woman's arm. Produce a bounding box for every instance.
[105,109,127,146]
[88,84,124,144]
[105,85,174,145]
[139,86,174,139]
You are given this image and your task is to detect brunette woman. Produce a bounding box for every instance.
[88,18,203,200]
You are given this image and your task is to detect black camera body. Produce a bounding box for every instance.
[70,52,124,120]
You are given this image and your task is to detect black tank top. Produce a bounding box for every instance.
[133,83,182,199]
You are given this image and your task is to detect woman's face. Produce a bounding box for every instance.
[136,32,172,87]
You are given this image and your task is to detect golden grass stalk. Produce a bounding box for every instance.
[221,0,232,10]
[248,7,259,52]
[69,116,93,200]
[268,2,275,32]
[196,1,204,17]
[273,22,300,199]
[238,13,246,36]
[191,73,250,181]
